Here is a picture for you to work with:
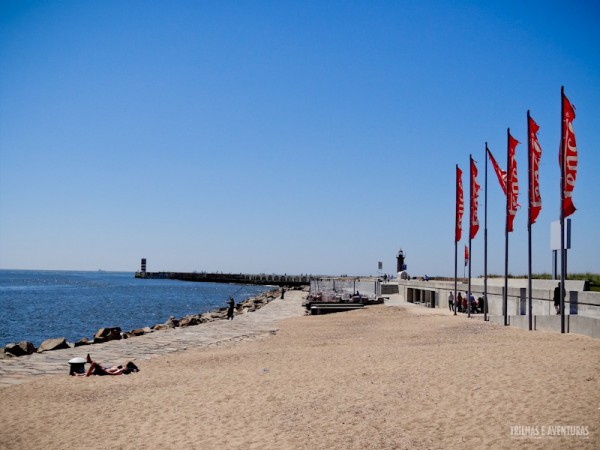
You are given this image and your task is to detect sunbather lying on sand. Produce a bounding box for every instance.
[69,355,139,376]
[85,354,139,376]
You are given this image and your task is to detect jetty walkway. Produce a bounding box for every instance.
[0,290,308,388]
[135,271,311,287]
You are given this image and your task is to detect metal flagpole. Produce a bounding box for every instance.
[454,164,459,316]
[454,241,458,315]
[468,155,473,319]
[468,240,472,317]
[527,111,533,331]
[503,129,510,326]
[560,87,566,333]
[484,143,489,321]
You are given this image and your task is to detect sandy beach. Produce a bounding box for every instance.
[1,291,598,449]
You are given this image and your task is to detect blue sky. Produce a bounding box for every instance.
[1,0,598,277]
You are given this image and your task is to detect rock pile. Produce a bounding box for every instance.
[0,287,301,359]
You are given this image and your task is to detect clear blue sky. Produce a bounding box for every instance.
[1,1,598,277]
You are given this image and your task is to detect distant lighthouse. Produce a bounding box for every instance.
[140,258,147,273]
[396,249,405,273]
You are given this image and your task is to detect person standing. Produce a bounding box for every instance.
[456,293,463,312]
[468,292,476,314]
[448,291,454,311]
[227,297,235,320]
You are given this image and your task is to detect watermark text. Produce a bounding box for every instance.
[510,425,589,439]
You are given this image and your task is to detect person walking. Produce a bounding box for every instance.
[553,283,562,315]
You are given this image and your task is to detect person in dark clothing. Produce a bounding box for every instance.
[476,297,484,314]
[227,297,235,320]
[553,283,562,314]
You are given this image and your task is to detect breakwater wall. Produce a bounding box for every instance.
[135,271,311,287]
[1,287,289,359]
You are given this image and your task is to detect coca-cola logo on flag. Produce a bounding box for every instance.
[528,115,542,225]
[507,133,520,232]
[455,166,463,242]
[470,158,480,240]
[561,93,577,217]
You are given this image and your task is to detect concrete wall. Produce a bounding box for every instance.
[381,284,399,295]
[569,316,600,339]
[395,279,600,339]
[470,277,588,291]
[395,279,600,319]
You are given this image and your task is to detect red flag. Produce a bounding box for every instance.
[488,142,520,232]
[528,115,542,224]
[507,132,520,232]
[470,157,480,239]
[487,148,507,194]
[464,245,469,267]
[561,91,577,217]
[455,166,463,242]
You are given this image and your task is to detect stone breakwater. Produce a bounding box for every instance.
[1,286,307,360]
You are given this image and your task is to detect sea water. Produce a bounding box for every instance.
[0,270,273,347]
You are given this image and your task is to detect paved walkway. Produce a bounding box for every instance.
[0,291,307,388]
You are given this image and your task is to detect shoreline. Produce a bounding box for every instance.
[1,285,299,359]
[0,294,598,448]
[0,288,308,388]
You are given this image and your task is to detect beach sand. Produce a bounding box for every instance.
[1,294,598,449]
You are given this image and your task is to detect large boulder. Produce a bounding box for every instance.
[93,327,122,344]
[74,337,91,347]
[5,341,37,357]
[210,311,226,320]
[37,337,70,353]
[164,316,179,328]
[200,313,214,322]
[179,315,200,327]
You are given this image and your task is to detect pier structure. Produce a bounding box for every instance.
[135,271,311,287]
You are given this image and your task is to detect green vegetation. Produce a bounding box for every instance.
[567,273,600,292]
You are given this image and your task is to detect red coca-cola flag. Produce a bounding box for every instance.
[528,115,542,224]
[455,166,463,242]
[487,147,507,195]
[561,91,577,217]
[507,132,520,232]
[470,157,480,240]
[464,245,469,267]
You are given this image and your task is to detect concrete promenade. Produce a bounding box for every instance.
[0,290,307,389]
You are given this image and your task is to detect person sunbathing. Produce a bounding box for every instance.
[83,354,139,376]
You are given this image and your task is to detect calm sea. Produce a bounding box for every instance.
[0,270,273,347]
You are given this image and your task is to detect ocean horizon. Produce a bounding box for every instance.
[0,269,274,348]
